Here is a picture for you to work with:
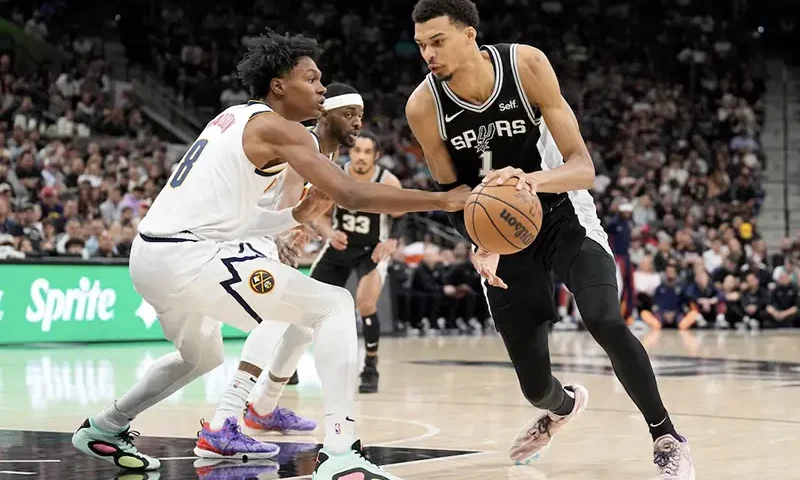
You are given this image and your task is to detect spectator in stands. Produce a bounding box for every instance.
[765,270,799,328]
[645,264,686,330]
[739,272,768,330]
[442,242,480,333]
[682,268,721,329]
[0,198,22,237]
[410,245,446,333]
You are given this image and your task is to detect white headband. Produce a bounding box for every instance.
[323,93,363,111]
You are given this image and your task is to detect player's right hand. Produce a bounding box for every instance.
[292,186,333,224]
[472,247,507,289]
[439,185,471,212]
[329,230,348,251]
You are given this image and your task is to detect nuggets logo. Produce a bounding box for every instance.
[249,270,275,294]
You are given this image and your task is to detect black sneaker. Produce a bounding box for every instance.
[358,367,379,394]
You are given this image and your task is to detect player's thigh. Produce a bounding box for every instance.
[487,251,559,326]
[553,236,618,295]
[310,257,352,287]
[191,242,354,331]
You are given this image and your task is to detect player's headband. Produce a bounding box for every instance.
[323,93,363,111]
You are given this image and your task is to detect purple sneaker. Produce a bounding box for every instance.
[193,417,280,460]
[243,404,317,435]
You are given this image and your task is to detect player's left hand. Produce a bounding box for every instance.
[276,227,312,267]
[482,167,539,194]
[371,239,398,263]
[471,247,507,289]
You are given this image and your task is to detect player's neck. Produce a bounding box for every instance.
[259,96,306,123]
[445,49,495,104]
[313,125,340,156]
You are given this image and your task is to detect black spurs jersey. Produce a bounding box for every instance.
[428,43,574,210]
[331,163,391,248]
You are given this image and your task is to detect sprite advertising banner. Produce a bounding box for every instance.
[0,263,310,345]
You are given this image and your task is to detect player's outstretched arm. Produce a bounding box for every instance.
[482,45,595,194]
[244,114,469,214]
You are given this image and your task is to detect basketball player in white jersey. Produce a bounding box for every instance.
[200,83,368,442]
[71,30,468,480]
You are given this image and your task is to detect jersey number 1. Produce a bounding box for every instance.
[170,139,209,188]
[479,151,493,177]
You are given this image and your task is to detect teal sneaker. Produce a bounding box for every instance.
[312,440,402,480]
[71,418,161,471]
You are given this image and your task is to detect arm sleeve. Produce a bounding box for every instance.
[244,207,300,238]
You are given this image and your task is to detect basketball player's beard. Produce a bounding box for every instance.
[352,164,371,175]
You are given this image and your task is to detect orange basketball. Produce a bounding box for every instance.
[463,181,543,255]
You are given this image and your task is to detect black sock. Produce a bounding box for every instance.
[363,313,380,354]
[551,386,576,416]
[365,355,378,369]
[648,414,680,442]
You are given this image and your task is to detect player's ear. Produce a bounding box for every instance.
[270,78,285,97]
[465,26,477,42]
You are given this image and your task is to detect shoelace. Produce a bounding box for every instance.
[116,429,141,448]
[527,415,554,439]
[653,445,680,475]
[275,407,299,422]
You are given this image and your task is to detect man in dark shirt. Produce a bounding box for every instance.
[765,270,799,328]
[606,203,635,320]
[442,242,479,332]
[410,246,446,333]
[651,264,685,330]
[0,198,22,237]
[739,272,769,329]
[682,270,719,329]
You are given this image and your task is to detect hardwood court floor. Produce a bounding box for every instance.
[1,329,799,479]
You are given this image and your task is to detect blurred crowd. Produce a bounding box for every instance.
[1,0,798,330]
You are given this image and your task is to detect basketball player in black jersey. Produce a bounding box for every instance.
[309,130,405,393]
[405,1,695,478]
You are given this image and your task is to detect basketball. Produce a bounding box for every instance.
[464,181,543,255]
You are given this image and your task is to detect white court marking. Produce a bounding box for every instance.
[359,414,441,446]
[0,471,37,475]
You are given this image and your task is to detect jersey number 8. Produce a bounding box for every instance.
[341,214,370,234]
[170,139,209,188]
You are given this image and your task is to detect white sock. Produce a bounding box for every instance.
[211,370,257,430]
[93,401,131,432]
[252,375,286,415]
[249,324,313,415]
[324,414,356,454]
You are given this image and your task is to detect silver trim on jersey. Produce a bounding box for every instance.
[426,74,448,141]
[509,43,540,125]
[440,45,503,113]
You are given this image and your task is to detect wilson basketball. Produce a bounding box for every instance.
[464,181,543,255]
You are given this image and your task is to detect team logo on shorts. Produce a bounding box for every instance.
[249,270,275,294]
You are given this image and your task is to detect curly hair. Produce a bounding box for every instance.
[237,29,321,98]
[411,0,480,28]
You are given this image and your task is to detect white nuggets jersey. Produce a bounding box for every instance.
[139,101,288,241]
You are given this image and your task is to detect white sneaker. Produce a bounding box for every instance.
[653,435,695,479]
[509,384,589,464]
[313,440,402,480]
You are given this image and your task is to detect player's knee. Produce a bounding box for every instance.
[320,285,356,323]
[177,332,224,374]
[576,285,627,338]
[283,324,314,349]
